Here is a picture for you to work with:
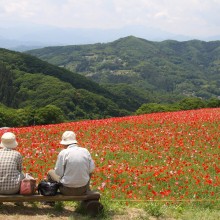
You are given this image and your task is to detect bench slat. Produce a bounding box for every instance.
[0,192,100,202]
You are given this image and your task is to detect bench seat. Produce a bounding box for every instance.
[0,192,103,216]
[0,192,100,203]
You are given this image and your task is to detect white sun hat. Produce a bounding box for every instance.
[60,131,78,145]
[0,132,18,149]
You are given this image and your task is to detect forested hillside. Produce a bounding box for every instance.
[0,48,133,126]
[1,36,220,127]
[27,36,220,102]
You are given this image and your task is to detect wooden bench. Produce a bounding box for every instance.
[0,192,103,216]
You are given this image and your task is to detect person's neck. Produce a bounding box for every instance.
[67,143,78,148]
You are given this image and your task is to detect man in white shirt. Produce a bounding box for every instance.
[47,131,95,196]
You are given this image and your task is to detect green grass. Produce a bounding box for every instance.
[1,199,219,219]
[64,198,220,220]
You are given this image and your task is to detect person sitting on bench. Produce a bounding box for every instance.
[0,132,25,200]
[47,131,95,196]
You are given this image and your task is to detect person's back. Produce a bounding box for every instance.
[47,131,95,196]
[57,145,93,187]
[0,132,23,194]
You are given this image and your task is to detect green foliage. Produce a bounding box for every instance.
[0,106,23,127]
[34,105,66,125]
[136,97,220,115]
[0,48,130,112]
[27,36,220,102]
[144,202,163,218]
[0,104,65,127]
[178,97,206,110]
[206,97,220,107]
[53,201,64,212]
[1,37,220,127]
[136,103,179,114]
[0,62,18,107]
[0,48,131,125]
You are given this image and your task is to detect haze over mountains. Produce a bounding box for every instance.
[1,24,220,51]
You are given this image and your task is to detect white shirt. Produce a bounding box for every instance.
[54,144,95,187]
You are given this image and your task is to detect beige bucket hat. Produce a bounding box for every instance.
[60,131,78,145]
[0,132,18,149]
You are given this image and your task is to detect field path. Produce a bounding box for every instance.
[0,203,174,220]
[0,202,73,220]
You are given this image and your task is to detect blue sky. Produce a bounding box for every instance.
[0,0,220,39]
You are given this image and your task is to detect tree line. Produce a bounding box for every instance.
[0,104,65,127]
[135,97,220,115]
[1,97,219,127]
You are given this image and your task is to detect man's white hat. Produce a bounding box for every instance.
[60,131,78,145]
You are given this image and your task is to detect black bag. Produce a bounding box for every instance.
[37,180,60,196]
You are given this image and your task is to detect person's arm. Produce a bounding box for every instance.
[87,150,95,174]
[54,151,66,177]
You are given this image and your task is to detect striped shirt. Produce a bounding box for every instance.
[0,148,23,192]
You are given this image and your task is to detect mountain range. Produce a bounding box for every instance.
[1,36,220,126]
[0,47,134,123]
[26,36,220,102]
[1,24,220,52]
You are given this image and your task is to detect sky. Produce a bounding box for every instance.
[0,0,220,40]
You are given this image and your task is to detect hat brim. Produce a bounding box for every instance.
[0,141,18,149]
[60,140,77,145]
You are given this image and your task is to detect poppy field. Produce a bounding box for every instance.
[1,108,220,202]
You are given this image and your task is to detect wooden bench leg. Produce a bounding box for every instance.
[81,200,103,216]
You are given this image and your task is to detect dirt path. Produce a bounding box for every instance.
[0,202,151,220]
[0,202,74,220]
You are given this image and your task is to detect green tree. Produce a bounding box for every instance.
[35,105,66,125]
[178,97,206,110]
[135,103,178,115]
[206,98,220,108]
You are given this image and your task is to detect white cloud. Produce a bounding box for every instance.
[0,0,220,37]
